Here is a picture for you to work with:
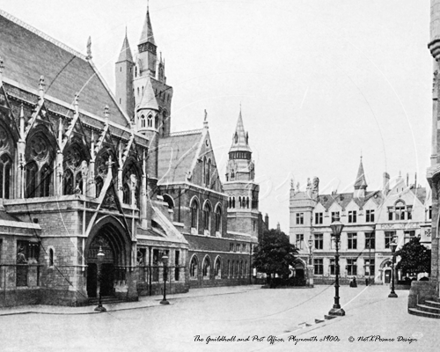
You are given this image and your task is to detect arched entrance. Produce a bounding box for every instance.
[86,217,131,298]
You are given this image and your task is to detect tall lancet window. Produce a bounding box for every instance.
[0,124,13,199]
[25,131,54,198]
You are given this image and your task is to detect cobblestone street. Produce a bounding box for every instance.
[0,284,436,352]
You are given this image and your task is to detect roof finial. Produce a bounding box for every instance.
[74,93,79,114]
[104,105,109,121]
[86,36,92,60]
[203,109,209,129]
[38,75,45,100]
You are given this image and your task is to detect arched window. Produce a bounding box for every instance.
[49,248,54,267]
[63,143,86,195]
[206,159,211,187]
[203,202,211,233]
[155,115,159,130]
[246,197,250,209]
[215,205,222,233]
[141,115,146,128]
[147,115,153,128]
[232,197,235,208]
[95,177,104,198]
[238,196,242,208]
[0,125,13,200]
[122,160,140,207]
[95,150,115,198]
[190,256,198,278]
[231,169,235,179]
[202,256,211,278]
[123,183,130,204]
[214,257,221,279]
[0,154,12,199]
[395,200,406,221]
[191,199,199,230]
[25,132,54,198]
[203,157,207,185]
[63,169,74,195]
[25,161,38,198]
[163,194,174,210]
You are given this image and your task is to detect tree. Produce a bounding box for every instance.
[395,237,431,276]
[253,228,298,283]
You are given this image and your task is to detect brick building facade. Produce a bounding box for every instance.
[0,7,265,307]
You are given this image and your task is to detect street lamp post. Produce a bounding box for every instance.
[328,219,345,317]
[388,239,398,298]
[160,253,170,305]
[94,246,106,312]
[307,238,314,287]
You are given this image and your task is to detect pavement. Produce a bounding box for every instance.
[0,284,263,316]
[0,284,437,352]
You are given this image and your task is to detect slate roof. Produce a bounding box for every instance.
[317,190,382,211]
[158,129,204,184]
[139,9,156,45]
[412,186,427,204]
[0,10,129,128]
[229,110,251,153]
[116,33,133,63]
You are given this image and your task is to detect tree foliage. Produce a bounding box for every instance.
[395,237,431,275]
[253,229,298,279]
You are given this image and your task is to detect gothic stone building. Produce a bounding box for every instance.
[290,159,431,286]
[0,8,263,307]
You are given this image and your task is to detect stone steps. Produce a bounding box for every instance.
[408,298,440,319]
[87,296,126,306]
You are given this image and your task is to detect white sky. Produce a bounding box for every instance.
[1,0,432,231]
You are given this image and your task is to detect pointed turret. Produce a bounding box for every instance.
[354,157,367,199]
[137,7,157,77]
[138,77,159,111]
[139,8,156,46]
[115,30,135,118]
[117,30,133,63]
[229,109,252,153]
[224,108,260,240]
[354,157,368,190]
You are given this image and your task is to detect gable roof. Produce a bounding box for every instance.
[157,129,204,184]
[0,10,130,128]
[318,190,382,211]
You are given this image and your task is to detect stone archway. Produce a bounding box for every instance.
[85,217,131,298]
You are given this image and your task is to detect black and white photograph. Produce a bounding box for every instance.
[0,1,437,351]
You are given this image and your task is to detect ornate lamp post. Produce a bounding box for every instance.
[328,219,345,316]
[94,246,106,312]
[388,239,398,298]
[160,253,170,305]
[307,238,314,287]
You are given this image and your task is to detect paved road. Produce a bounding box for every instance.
[0,285,436,352]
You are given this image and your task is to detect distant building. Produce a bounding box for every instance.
[289,158,431,285]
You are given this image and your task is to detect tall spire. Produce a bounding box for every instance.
[229,108,251,153]
[117,29,133,63]
[139,7,156,45]
[354,156,367,190]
